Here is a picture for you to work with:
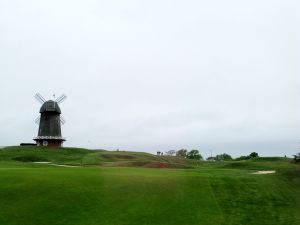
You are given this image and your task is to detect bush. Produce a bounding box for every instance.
[215,153,232,161]
[234,155,251,161]
[235,152,259,161]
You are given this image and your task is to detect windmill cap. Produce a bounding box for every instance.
[40,100,61,114]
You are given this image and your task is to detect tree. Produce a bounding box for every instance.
[176,149,187,158]
[249,152,259,158]
[215,153,232,161]
[186,150,203,160]
[293,153,300,163]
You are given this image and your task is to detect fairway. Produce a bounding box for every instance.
[0,164,300,225]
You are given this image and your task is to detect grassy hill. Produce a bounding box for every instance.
[0,146,200,168]
[0,146,300,225]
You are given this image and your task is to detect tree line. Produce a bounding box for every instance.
[163,150,300,163]
[172,149,260,161]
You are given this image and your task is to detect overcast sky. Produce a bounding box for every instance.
[0,0,299,157]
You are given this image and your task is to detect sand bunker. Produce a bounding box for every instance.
[252,170,276,175]
[33,162,79,167]
[50,164,80,168]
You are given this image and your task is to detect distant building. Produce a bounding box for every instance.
[165,150,176,156]
[206,156,216,161]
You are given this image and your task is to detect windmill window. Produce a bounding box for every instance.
[43,140,48,146]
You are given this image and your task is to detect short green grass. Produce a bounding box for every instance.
[0,146,299,225]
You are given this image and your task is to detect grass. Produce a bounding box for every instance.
[0,146,299,225]
[0,146,199,168]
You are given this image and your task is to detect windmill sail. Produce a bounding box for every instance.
[34,93,46,104]
[34,116,40,125]
[60,117,66,125]
[56,94,67,104]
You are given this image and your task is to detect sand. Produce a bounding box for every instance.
[252,170,276,175]
[33,162,79,167]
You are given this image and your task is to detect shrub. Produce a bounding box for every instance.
[215,153,232,161]
[234,155,251,161]
[235,152,259,161]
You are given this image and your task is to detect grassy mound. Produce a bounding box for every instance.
[0,146,196,168]
[221,158,297,171]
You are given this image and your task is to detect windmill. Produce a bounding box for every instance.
[33,93,67,147]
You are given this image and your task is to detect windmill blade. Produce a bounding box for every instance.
[56,94,67,104]
[34,93,46,104]
[60,117,66,125]
[34,116,40,125]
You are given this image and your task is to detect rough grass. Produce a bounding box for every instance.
[0,146,300,225]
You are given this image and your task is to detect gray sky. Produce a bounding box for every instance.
[0,0,299,157]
